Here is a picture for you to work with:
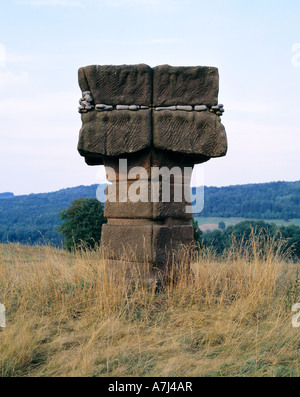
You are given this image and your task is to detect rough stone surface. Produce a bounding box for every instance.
[101,223,193,264]
[153,65,219,107]
[77,64,227,162]
[152,224,194,264]
[78,64,152,106]
[153,110,227,158]
[103,150,195,181]
[176,105,193,111]
[195,105,208,111]
[101,223,153,262]
[104,180,192,220]
[77,63,227,267]
[78,110,152,157]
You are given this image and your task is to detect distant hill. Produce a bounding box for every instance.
[0,192,14,199]
[196,181,300,220]
[0,185,106,247]
[0,180,299,247]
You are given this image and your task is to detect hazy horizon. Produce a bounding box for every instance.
[2,179,300,198]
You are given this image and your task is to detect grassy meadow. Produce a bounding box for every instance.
[0,232,299,377]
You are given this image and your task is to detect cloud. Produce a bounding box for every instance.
[17,0,84,7]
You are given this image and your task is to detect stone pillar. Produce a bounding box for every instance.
[77,64,227,268]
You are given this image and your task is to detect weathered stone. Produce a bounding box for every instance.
[129,105,139,111]
[77,63,227,268]
[152,224,194,264]
[101,223,153,262]
[103,150,195,181]
[105,110,151,156]
[153,65,219,107]
[195,105,208,111]
[101,223,193,264]
[95,104,113,111]
[78,110,152,158]
[176,105,193,111]
[153,110,227,158]
[78,64,153,106]
[83,92,93,103]
[104,180,192,220]
[78,111,106,155]
[155,106,176,111]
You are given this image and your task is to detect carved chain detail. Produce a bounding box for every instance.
[78,91,225,116]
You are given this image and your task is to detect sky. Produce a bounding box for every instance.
[0,0,299,195]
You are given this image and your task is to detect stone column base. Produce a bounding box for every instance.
[101,222,193,267]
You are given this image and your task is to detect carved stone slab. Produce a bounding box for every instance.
[77,64,228,268]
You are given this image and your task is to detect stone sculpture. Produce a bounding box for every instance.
[77,64,227,267]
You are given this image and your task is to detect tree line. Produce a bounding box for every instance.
[0,181,299,247]
[195,181,300,220]
[57,201,300,262]
[196,220,300,261]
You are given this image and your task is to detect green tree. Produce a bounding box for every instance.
[218,221,226,230]
[57,198,107,251]
[191,218,203,243]
[201,220,300,261]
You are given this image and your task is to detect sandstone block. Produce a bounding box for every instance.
[153,65,219,107]
[77,63,227,267]
[78,64,152,106]
[153,110,227,158]
[103,150,195,182]
[101,223,193,264]
[101,223,153,262]
[104,180,192,220]
[152,224,194,264]
[78,110,152,158]
[105,110,151,156]
[77,111,106,157]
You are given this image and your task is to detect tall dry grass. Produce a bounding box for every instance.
[0,230,299,377]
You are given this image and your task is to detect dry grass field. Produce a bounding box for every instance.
[0,231,299,377]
